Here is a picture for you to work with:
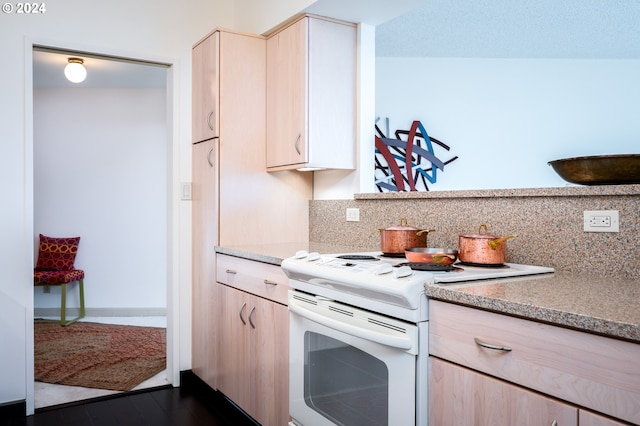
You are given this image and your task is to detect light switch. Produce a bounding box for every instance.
[181,182,192,200]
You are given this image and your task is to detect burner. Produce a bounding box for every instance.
[380,253,406,258]
[336,255,380,261]
[457,261,509,268]
[396,262,461,272]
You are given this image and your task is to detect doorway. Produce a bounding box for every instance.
[32,46,171,408]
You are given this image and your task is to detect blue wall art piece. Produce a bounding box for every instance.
[375,118,459,192]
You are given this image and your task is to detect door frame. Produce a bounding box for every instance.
[24,36,182,415]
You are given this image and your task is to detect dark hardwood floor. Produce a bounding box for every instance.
[1,372,260,426]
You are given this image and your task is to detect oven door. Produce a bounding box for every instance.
[288,291,418,426]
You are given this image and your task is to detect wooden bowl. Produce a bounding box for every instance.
[548,154,640,185]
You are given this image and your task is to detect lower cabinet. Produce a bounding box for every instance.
[428,300,640,425]
[214,255,290,426]
[429,357,577,425]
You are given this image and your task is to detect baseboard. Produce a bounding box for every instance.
[34,307,167,317]
[0,399,26,420]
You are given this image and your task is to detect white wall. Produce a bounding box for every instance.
[376,57,640,191]
[33,88,167,312]
[234,0,316,33]
[0,0,232,412]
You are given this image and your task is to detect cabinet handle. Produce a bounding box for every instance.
[248,306,256,329]
[239,302,247,325]
[551,421,558,426]
[225,269,237,274]
[263,279,278,286]
[294,134,302,155]
[474,337,512,352]
[207,111,214,131]
[206,146,214,168]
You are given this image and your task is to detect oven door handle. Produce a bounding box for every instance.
[289,302,413,351]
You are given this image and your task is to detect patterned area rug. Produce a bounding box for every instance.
[34,319,166,391]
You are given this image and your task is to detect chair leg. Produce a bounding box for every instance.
[60,279,85,327]
[60,283,67,325]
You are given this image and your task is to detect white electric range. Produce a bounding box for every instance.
[282,250,554,426]
[282,250,554,322]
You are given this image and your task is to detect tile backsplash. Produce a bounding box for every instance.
[310,185,640,279]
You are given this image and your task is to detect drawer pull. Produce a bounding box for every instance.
[248,306,256,329]
[239,302,247,325]
[263,279,278,286]
[225,269,237,274]
[474,337,512,352]
[551,421,558,426]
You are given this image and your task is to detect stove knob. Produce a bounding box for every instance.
[307,252,321,261]
[294,250,309,259]
[374,264,393,275]
[394,265,413,278]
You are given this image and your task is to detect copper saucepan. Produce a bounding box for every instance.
[377,218,435,255]
[458,224,518,265]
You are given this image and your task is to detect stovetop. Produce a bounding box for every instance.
[281,251,554,322]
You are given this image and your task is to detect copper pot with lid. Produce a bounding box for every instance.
[377,218,435,255]
[458,224,518,265]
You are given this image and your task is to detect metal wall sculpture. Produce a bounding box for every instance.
[375,118,458,192]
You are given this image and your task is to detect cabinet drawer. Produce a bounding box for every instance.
[429,300,640,425]
[216,254,290,305]
[429,357,578,426]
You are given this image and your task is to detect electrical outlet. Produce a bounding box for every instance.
[346,208,360,222]
[584,210,619,232]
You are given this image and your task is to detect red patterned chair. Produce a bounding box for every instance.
[34,234,85,326]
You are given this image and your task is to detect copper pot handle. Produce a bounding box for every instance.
[488,234,518,250]
[416,229,436,236]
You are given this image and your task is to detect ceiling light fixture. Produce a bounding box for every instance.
[64,57,87,83]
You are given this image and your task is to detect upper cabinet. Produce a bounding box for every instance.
[266,15,357,171]
[192,33,219,143]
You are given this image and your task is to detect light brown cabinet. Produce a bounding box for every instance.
[428,300,640,425]
[191,28,311,390]
[215,254,290,426]
[191,139,218,388]
[430,357,577,426]
[192,32,218,144]
[266,15,356,171]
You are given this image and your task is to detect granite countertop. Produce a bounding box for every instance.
[214,244,640,344]
[426,273,640,343]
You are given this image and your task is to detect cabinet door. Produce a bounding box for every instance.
[248,293,290,426]
[191,139,218,388]
[579,410,629,426]
[266,17,307,168]
[216,283,291,426]
[429,357,578,426]
[192,32,219,143]
[215,283,251,408]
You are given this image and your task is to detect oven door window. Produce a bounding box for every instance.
[305,332,388,426]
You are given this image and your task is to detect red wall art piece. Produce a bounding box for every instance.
[375,118,458,192]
